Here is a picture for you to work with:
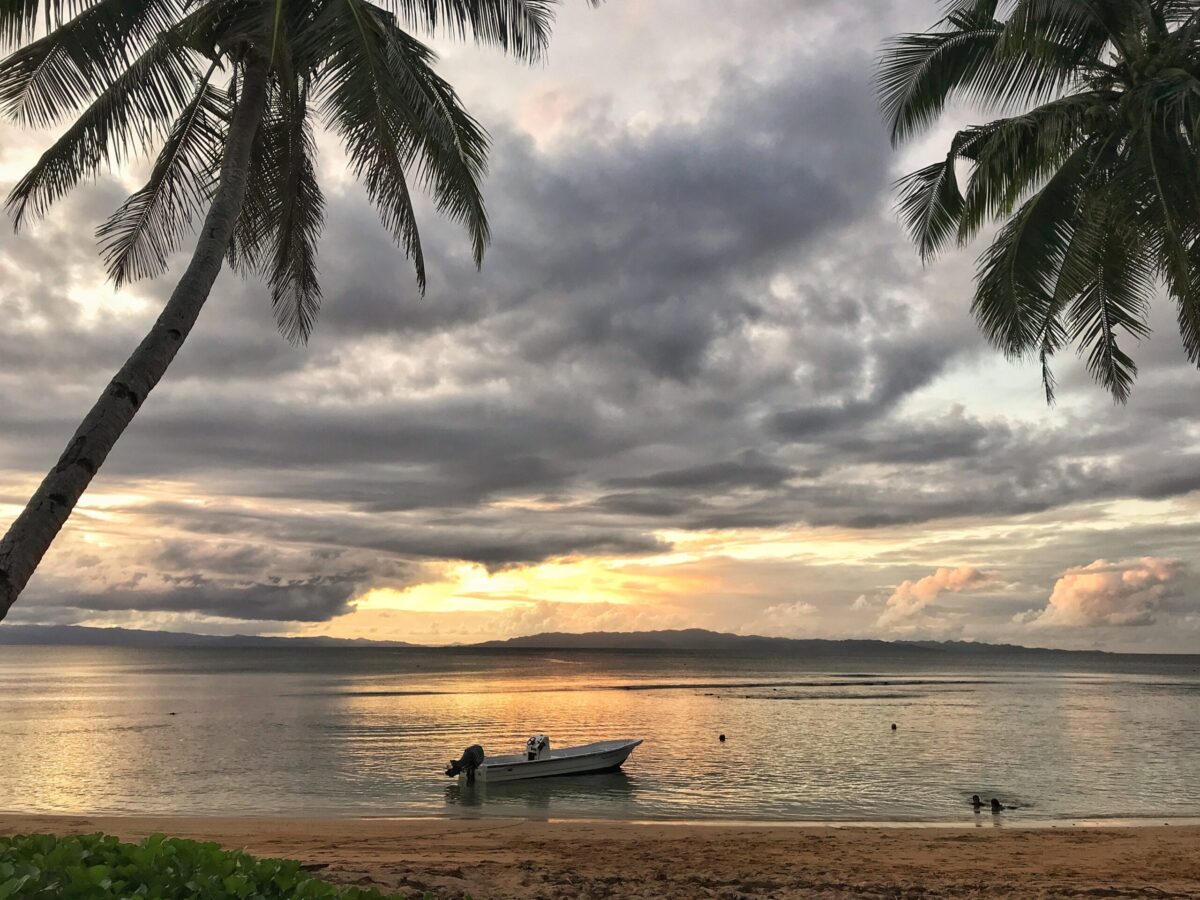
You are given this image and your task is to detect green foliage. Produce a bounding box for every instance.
[0,832,425,899]
[879,0,1200,403]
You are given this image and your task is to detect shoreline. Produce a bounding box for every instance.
[3,814,1198,898]
[6,809,1200,829]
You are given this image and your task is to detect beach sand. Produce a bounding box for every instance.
[1,814,1197,898]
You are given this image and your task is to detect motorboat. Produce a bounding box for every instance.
[445,735,642,784]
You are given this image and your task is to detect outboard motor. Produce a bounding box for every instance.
[446,744,485,783]
[525,734,550,761]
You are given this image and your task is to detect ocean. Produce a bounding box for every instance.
[1,645,1197,822]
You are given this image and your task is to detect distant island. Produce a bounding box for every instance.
[1,624,1193,658]
[0,624,419,649]
[469,628,1124,657]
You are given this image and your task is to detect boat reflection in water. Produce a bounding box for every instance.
[446,770,639,813]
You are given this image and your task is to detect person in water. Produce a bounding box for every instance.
[972,794,1017,813]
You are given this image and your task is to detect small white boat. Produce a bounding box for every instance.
[446,736,642,784]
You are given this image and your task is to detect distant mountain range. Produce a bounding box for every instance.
[0,624,1183,658]
[468,628,1122,656]
[0,624,419,649]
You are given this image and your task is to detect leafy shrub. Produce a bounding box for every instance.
[0,832,412,899]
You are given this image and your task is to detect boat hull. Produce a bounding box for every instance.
[465,739,642,784]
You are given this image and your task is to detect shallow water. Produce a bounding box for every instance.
[1,645,1198,822]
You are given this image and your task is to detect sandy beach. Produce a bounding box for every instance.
[1,815,1197,899]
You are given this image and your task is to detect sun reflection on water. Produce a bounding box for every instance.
[0,647,1197,821]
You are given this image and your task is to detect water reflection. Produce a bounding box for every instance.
[0,646,1196,821]
[445,771,639,813]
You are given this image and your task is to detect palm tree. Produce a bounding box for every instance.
[0,0,592,620]
[878,0,1200,403]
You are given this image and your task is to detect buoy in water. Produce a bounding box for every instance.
[719,734,726,742]
[891,723,897,730]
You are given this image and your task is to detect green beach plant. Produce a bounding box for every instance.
[878,0,1200,403]
[0,0,594,620]
[0,832,420,898]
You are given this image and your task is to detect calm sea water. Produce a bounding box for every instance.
[1,645,1198,822]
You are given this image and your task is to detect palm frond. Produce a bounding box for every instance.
[1031,184,1111,403]
[1003,0,1122,51]
[1155,0,1199,27]
[315,0,491,289]
[315,0,427,286]
[380,0,570,62]
[1065,216,1153,402]
[894,128,984,261]
[96,63,229,286]
[1139,120,1200,364]
[878,11,1004,145]
[0,0,182,127]
[0,0,68,50]
[5,34,199,227]
[378,15,489,266]
[971,140,1098,356]
[956,90,1114,241]
[265,80,325,344]
[878,0,1100,146]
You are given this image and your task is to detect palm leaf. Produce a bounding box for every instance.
[972,139,1099,356]
[0,0,53,50]
[878,0,1094,146]
[382,0,563,61]
[378,15,489,266]
[1140,121,1200,364]
[894,128,982,262]
[0,0,181,127]
[5,33,200,227]
[265,80,325,344]
[956,90,1114,242]
[878,11,1005,145]
[96,62,229,286]
[314,0,426,286]
[315,0,491,288]
[1066,215,1153,402]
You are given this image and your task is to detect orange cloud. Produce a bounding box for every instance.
[1028,557,1183,628]
[877,566,990,631]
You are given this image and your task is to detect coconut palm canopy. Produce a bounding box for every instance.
[879,0,1200,402]
[1,0,571,342]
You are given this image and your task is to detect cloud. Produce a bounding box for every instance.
[745,600,819,637]
[1025,558,1184,628]
[877,567,991,631]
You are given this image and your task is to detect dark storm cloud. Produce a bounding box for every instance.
[608,451,794,492]
[134,500,669,569]
[767,335,954,441]
[45,575,362,622]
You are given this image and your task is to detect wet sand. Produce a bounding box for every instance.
[1,814,1198,898]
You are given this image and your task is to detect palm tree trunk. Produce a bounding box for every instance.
[0,50,271,622]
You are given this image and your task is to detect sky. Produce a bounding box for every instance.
[1,0,1199,652]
